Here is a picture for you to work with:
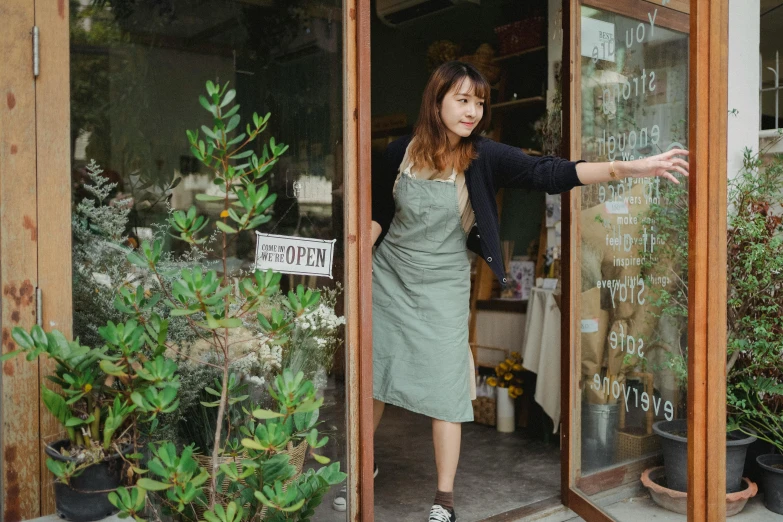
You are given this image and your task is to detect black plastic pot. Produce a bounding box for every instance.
[653,419,756,493]
[45,440,126,521]
[757,454,783,514]
[744,435,776,487]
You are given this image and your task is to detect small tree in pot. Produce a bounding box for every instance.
[3,318,179,521]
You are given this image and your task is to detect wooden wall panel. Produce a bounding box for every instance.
[0,1,41,520]
[35,0,72,515]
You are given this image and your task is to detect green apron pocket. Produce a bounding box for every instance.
[424,204,452,242]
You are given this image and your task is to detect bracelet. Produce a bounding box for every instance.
[609,160,618,180]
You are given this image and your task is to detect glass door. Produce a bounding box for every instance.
[564,1,692,518]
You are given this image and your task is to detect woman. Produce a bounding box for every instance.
[335,61,688,521]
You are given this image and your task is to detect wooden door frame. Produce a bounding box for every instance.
[1,0,71,519]
[346,0,375,520]
[560,0,729,520]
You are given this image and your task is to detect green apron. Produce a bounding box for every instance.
[372,170,474,423]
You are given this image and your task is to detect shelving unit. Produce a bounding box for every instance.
[492,45,546,63]
[492,96,546,112]
[468,33,549,369]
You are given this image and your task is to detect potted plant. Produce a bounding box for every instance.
[723,139,783,514]
[3,318,180,521]
[642,136,783,498]
[103,80,346,519]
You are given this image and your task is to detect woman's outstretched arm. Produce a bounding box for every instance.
[575,149,689,185]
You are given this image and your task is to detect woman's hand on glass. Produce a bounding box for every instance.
[618,148,690,184]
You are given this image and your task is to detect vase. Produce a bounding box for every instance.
[496,387,515,433]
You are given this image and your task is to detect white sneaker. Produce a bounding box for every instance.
[429,504,456,522]
[332,464,378,511]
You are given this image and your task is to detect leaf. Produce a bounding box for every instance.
[136,478,172,491]
[241,438,265,451]
[217,317,243,328]
[312,452,331,465]
[215,221,238,234]
[195,194,225,202]
[0,349,22,362]
[220,89,236,108]
[169,308,199,317]
[251,408,285,419]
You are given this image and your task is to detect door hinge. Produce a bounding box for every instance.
[32,26,40,78]
[36,287,42,327]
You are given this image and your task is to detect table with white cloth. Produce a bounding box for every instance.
[520,287,561,433]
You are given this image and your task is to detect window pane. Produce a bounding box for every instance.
[70,1,349,519]
[575,4,690,514]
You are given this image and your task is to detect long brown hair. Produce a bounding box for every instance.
[409,61,492,174]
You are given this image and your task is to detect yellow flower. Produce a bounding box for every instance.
[84,384,93,393]
[220,210,229,218]
[498,362,509,372]
[504,373,513,381]
[505,358,514,366]
[487,377,498,387]
[512,363,523,371]
[511,351,521,359]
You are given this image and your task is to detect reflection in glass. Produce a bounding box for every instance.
[578,6,689,483]
[70,1,348,519]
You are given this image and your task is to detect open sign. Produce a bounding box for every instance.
[254,232,336,279]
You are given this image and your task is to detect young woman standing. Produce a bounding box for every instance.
[336,61,688,522]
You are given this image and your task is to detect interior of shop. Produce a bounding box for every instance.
[366,0,567,520]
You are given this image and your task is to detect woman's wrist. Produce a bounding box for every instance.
[612,160,630,180]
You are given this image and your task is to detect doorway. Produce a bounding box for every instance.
[368,1,566,520]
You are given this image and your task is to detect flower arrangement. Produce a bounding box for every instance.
[487,352,526,399]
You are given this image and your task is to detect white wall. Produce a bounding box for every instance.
[728,0,761,179]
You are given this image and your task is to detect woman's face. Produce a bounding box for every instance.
[439,79,485,146]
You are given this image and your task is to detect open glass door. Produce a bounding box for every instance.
[563,1,693,518]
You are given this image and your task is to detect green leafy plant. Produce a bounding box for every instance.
[102,80,345,520]
[3,318,179,479]
[641,134,783,438]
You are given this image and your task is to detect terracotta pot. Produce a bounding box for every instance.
[641,466,757,516]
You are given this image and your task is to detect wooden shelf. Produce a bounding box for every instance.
[476,299,528,314]
[492,46,547,63]
[492,96,546,112]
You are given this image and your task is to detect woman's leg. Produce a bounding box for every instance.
[431,419,461,493]
[373,399,385,432]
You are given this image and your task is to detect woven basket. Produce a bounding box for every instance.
[194,440,309,519]
[472,397,496,426]
[616,427,661,460]
[616,372,660,461]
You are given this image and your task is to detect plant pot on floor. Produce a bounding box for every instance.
[653,419,757,493]
[45,439,128,522]
[757,454,783,514]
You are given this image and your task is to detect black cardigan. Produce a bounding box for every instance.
[372,135,584,284]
